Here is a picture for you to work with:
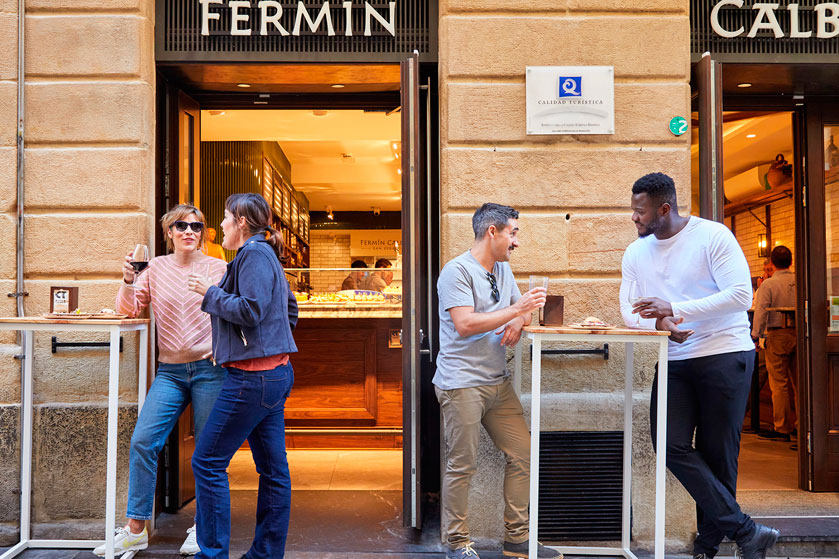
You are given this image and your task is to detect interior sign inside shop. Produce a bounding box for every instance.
[525,66,614,135]
[199,0,397,36]
[711,0,839,38]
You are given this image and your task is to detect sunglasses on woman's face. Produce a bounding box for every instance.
[171,220,204,233]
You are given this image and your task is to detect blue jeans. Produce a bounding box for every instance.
[193,364,293,559]
[126,359,227,520]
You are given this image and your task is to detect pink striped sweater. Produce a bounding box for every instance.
[117,254,227,364]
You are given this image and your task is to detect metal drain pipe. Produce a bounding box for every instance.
[14,0,26,317]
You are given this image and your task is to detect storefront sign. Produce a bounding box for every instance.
[200,0,397,37]
[350,229,401,257]
[710,0,839,39]
[525,66,614,136]
[669,116,688,136]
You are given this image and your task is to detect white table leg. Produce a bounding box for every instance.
[513,339,522,397]
[138,327,148,413]
[105,327,121,559]
[654,339,669,559]
[20,331,33,543]
[528,335,542,559]
[622,342,634,553]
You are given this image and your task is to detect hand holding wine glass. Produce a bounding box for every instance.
[628,279,644,326]
[127,244,149,288]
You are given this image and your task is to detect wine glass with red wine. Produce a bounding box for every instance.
[130,244,149,288]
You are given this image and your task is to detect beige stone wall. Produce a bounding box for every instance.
[438,0,696,552]
[0,0,155,543]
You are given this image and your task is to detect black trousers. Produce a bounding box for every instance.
[650,350,756,557]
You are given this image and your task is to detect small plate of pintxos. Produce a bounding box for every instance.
[567,316,615,330]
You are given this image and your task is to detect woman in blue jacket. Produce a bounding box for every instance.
[187,192,298,559]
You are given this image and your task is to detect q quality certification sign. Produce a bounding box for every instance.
[526,66,614,135]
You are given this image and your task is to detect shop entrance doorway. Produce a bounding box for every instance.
[151,61,440,546]
[692,60,839,539]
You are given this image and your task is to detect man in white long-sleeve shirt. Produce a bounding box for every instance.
[619,173,779,559]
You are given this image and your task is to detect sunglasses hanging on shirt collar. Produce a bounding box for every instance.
[485,271,500,303]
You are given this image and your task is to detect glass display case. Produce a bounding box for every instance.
[283,267,403,319]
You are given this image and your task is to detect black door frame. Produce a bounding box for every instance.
[154,62,442,522]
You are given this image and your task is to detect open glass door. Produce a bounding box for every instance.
[803,102,839,491]
[401,51,426,528]
[695,52,724,222]
[162,84,202,511]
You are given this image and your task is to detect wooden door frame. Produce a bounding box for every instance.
[803,101,839,491]
[699,72,813,490]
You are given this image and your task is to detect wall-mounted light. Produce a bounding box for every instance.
[326,206,334,220]
[757,233,768,258]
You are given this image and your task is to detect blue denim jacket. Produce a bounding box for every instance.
[202,234,298,365]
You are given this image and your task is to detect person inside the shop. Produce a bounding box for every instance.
[433,203,558,559]
[187,192,298,559]
[341,259,368,290]
[751,245,797,444]
[202,226,227,262]
[620,172,780,559]
[365,258,393,292]
[95,204,228,557]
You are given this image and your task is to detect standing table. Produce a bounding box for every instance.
[0,317,150,559]
[514,325,670,559]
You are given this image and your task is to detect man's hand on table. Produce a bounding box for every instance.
[656,316,694,344]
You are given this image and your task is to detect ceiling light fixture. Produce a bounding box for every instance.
[208,110,226,116]
[746,133,757,138]
[237,83,251,88]
[331,84,345,89]
[312,110,328,116]
[737,83,752,88]
[397,168,402,175]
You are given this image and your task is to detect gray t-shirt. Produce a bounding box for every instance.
[433,250,522,390]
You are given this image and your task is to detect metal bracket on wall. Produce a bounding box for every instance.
[51,336,124,354]
[530,344,609,361]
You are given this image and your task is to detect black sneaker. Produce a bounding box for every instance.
[502,540,562,558]
[736,523,780,559]
[758,430,791,442]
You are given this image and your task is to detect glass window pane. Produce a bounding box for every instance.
[825,125,839,332]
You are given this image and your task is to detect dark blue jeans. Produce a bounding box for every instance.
[650,350,755,558]
[192,364,294,559]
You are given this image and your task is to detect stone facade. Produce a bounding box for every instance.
[437,0,695,552]
[0,0,698,552]
[0,0,154,543]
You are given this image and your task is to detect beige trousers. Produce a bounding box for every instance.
[435,379,530,549]
[765,328,798,434]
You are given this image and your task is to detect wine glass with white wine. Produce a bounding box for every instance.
[628,279,644,326]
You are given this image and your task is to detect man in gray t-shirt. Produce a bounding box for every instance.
[433,203,556,559]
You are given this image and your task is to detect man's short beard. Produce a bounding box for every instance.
[638,217,662,238]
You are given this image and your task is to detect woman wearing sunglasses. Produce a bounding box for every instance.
[95,204,228,557]
[186,193,298,559]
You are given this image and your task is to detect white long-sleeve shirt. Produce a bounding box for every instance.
[619,216,754,361]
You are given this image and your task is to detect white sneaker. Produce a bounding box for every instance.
[179,524,200,555]
[93,526,148,557]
